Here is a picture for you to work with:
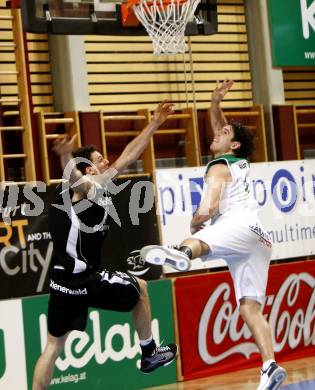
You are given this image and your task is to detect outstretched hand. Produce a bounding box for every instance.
[52,134,78,156]
[212,79,234,103]
[152,101,175,126]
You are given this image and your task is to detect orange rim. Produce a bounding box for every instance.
[126,0,188,7]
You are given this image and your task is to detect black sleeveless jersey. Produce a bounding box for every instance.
[49,182,111,272]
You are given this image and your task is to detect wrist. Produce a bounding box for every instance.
[62,152,73,160]
[150,119,162,129]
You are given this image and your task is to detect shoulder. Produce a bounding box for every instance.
[204,163,231,185]
[205,155,246,174]
[206,162,230,175]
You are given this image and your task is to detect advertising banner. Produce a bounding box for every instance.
[155,160,315,270]
[175,260,315,380]
[0,299,28,390]
[23,279,176,390]
[0,177,161,299]
[268,0,315,66]
[0,184,55,299]
[0,279,176,389]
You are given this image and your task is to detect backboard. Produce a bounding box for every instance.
[21,0,217,36]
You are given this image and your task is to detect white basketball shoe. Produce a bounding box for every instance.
[140,245,191,272]
[257,361,287,390]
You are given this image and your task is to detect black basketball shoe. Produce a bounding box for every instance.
[140,343,178,374]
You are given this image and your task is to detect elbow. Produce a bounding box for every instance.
[200,203,217,218]
[127,155,137,166]
[193,212,210,225]
[198,202,212,218]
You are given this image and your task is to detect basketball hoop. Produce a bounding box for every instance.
[122,0,200,55]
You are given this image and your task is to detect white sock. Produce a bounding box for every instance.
[262,359,276,371]
[140,335,153,346]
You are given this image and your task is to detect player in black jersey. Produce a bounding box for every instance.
[32,102,177,390]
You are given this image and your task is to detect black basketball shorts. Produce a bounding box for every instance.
[48,268,140,337]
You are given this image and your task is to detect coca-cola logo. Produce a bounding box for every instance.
[198,273,315,365]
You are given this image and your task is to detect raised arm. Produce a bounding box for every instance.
[210,79,234,135]
[110,101,174,176]
[52,101,174,196]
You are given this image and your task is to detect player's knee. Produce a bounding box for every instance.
[239,304,249,322]
[239,299,253,320]
[239,298,260,321]
[137,278,148,297]
[200,241,210,256]
[46,334,67,357]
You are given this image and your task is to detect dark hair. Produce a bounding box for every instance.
[230,121,255,159]
[72,144,98,174]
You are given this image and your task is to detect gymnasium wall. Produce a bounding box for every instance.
[0,7,18,104]
[84,0,253,111]
[283,66,315,105]
[26,33,54,112]
[0,3,54,112]
[2,1,315,113]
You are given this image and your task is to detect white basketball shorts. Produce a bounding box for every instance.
[193,211,272,305]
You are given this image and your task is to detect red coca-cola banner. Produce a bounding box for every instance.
[175,260,315,380]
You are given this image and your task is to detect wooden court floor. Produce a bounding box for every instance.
[145,357,315,390]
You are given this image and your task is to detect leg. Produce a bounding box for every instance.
[239,298,274,362]
[132,277,152,340]
[239,298,287,390]
[90,271,152,343]
[131,277,177,373]
[179,237,210,258]
[32,332,68,390]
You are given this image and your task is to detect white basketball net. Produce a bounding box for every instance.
[133,0,201,55]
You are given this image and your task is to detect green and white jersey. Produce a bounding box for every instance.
[204,154,258,217]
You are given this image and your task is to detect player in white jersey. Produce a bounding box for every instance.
[141,80,287,390]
